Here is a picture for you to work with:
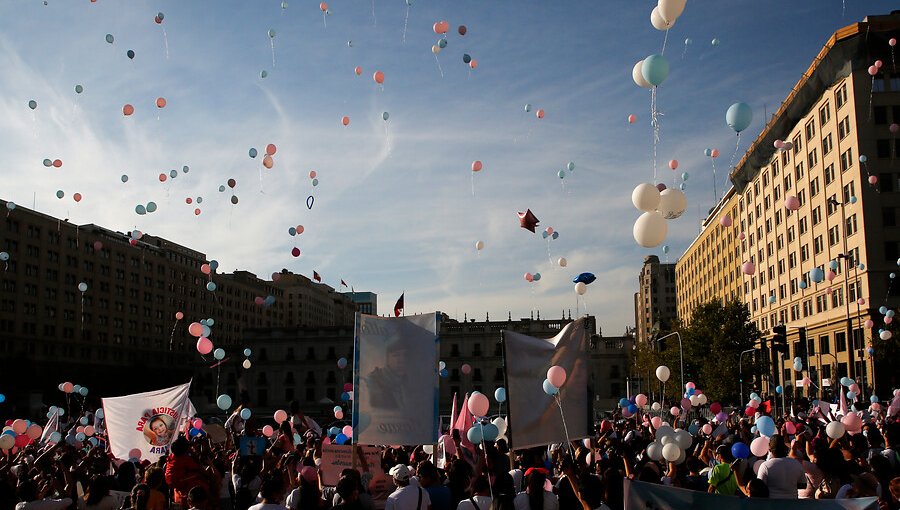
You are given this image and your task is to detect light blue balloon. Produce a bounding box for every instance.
[704,148,712,157]
[196,197,203,204]
[840,377,852,387]
[56,190,64,199]
[216,394,232,410]
[542,379,559,396]
[890,273,896,279]
[439,361,446,370]
[244,348,252,357]
[847,391,856,400]
[756,416,776,437]
[80,416,89,425]
[49,431,61,443]
[769,294,776,304]
[135,204,146,215]
[849,196,857,204]
[494,387,506,403]
[887,310,896,318]
[859,155,867,163]
[557,170,565,179]
[201,325,211,337]
[382,112,390,121]
[524,104,532,113]
[240,408,252,420]
[334,406,342,413]
[858,264,866,271]
[78,282,88,292]
[95,409,103,419]
[76,432,86,441]
[260,70,268,79]
[679,183,686,191]
[684,38,692,45]
[213,348,225,360]
[6,202,14,211]
[438,38,447,49]
[183,165,190,173]
[249,148,258,158]
[337,357,348,369]
[662,245,670,254]
[880,306,889,314]
[0,252,7,262]
[268,29,276,38]
[170,170,178,178]
[799,280,808,289]
[105,34,114,44]
[219,185,226,192]
[641,54,669,86]
[532,272,541,281]
[146,202,157,213]
[809,268,825,283]
[79,387,88,396]
[726,102,753,133]
[750,392,759,400]
[312,178,319,186]
[206,282,217,291]
[711,38,720,46]
[206,318,215,326]
[775,385,783,394]
[481,423,499,442]
[871,395,879,403]
[567,162,575,172]
[467,424,484,443]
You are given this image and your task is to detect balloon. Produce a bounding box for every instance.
[532,272,541,281]
[784,196,800,210]
[750,436,769,457]
[319,2,328,11]
[632,183,661,212]
[542,379,559,396]
[826,421,845,439]
[524,272,534,283]
[494,387,507,403]
[524,104,533,112]
[216,394,232,410]
[52,159,62,168]
[662,443,681,462]
[756,416,776,437]
[658,188,687,219]
[628,114,637,124]
[647,442,663,461]
[518,209,540,232]
[880,330,892,340]
[547,366,567,387]
[658,0,687,22]
[28,100,37,110]
[536,109,545,119]
[156,97,166,109]
[213,348,225,360]
[468,393,489,416]
[574,282,587,295]
[641,54,669,86]
[105,34,114,43]
[467,426,483,443]
[196,337,213,355]
[342,116,350,126]
[650,7,674,31]
[373,71,384,84]
[810,268,825,283]
[475,241,484,251]
[726,103,753,133]
[127,49,135,59]
[573,273,596,284]
[731,442,750,459]
[472,161,483,172]
[633,212,668,248]
[263,155,274,169]
[458,25,467,35]
[461,363,472,375]
[720,215,733,227]
[206,282,217,292]
[670,407,680,416]
[656,365,670,382]
[632,61,652,89]
[74,84,84,94]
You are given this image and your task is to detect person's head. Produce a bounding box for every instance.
[389,464,411,487]
[170,437,190,456]
[472,476,491,496]
[280,420,293,436]
[187,486,208,508]
[715,445,733,464]
[889,477,900,502]
[747,478,769,498]
[150,417,169,436]
[559,456,575,475]
[86,476,111,505]
[416,460,439,487]
[385,340,408,371]
[299,466,318,488]
[260,476,286,503]
[524,468,547,493]
[16,480,38,502]
[849,473,879,498]
[129,484,150,510]
[769,435,788,458]
[337,476,359,502]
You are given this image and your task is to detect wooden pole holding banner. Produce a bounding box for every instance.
[499,330,517,473]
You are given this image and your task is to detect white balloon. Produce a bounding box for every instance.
[651,402,662,411]
[689,395,699,407]
[675,447,687,464]
[650,6,674,31]
[826,421,845,439]
[697,394,708,405]
[658,188,687,219]
[634,212,668,248]
[492,417,507,437]
[646,441,663,461]
[658,0,687,24]
[558,257,567,267]
[662,443,681,462]
[475,241,484,251]
[660,434,675,445]
[574,282,587,295]
[633,60,652,89]
[656,365,671,382]
[674,429,692,449]
[632,183,661,212]
[656,424,675,441]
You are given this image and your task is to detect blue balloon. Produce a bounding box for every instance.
[329,427,340,436]
[798,280,808,289]
[335,433,348,445]
[681,172,689,181]
[288,227,297,236]
[859,155,868,163]
[440,368,449,378]
[573,273,597,285]
[146,202,157,213]
[769,294,776,304]
[870,395,879,403]
[438,38,448,49]
[76,432,86,442]
[494,387,506,403]
[467,425,483,443]
[849,196,858,204]
[207,318,215,326]
[542,231,549,239]
[213,348,225,360]
[0,393,5,403]
[532,273,541,281]
[627,404,637,413]
[809,268,825,283]
[640,54,669,86]
[249,148,258,158]
[688,424,699,435]
[829,260,839,270]
[848,391,857,400]
[731,442,750,459]
[662,245,670,254]
[756,416,776,437]
[206,282,217,291]
[704,148,712,157]
[619,398,629,408]
[341,392,350,401]
[189,427,202,437]
[726,102,753,133]
[482,423,499,442]
[49,431,61,443]
[210,260,219,270]
[552,231,559,239]
[887,310,895,318]
[775,385,783,394]
[216,394,232,410]
[463,53,472,64]
[543,379,559,396]
[557,170,566,179]
[244,348,252,357]
[135,204,146,215]
[337,357,348,369]
[240,408,252,420]
[687,387,695,396]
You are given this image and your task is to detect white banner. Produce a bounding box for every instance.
[102,382,194,462]
[353,313,440,446]
[504,318,589,450]
[624,479,877,510]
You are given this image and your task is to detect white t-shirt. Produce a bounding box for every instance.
[756,457,806,499]
[385,485,431,510]
[513,491,559,510]
[16,499,74,510]
[248,504,290,510]
[457,495,492,510]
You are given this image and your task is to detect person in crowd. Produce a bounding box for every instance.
[249,477,289,510]
[706,446,738,496]
[513,469,558,510]
[456,476,492,510]
[386,464,431,510]
[756,434,806,499]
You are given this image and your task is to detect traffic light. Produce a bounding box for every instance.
[773,324,788,354]
[797,327,808,357]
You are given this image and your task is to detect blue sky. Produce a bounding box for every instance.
[1,1,895,334]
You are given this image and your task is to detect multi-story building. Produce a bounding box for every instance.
[674,13,900,396]
[0,200,369,414]
[345,292,377,316]
[634,255,678,343]
[239,314,632,424]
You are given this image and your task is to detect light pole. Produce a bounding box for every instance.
[739,349,755,405]
[828,197,857,386]
[656,332,684,397]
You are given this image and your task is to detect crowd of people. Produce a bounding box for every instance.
[3,395,900,510]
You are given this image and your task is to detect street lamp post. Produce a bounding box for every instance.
[656,332,684,397]
[739,349,756,405]
[828,197,858,388]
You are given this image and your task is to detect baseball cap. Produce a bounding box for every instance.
[389,464,411,482]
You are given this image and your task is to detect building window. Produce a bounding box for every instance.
[819,335,830,354]
[815,294,828,313]
[824,163,835,185]
[805,120,816,141]
[792,135,803,155]
[842,182,855,203]
[846,214,859,235]
[831,286,844,308]
[826,194,839,215]
[814,235,825,254]
[819,102,831,125]
[811,206,822,226]
[800,245,809,262]
[799,216,808,234]
[835,332,847,352]
[835,83,847,109]
[877,139,891,158]
[838,116,850,140]
[884,208,897,227]
[827,226,840,247]
[810,177,820,197]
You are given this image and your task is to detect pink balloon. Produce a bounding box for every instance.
[773,139,784,149]
[196,337,213,355]
[865,319,875,328]
[784,422,796,435]
[668,160,678,170]
[192,418,203,429]
[869,65,878,76]
[670,406,681,416]
[461,363,471,375]
[524,272,533,282]
[751,436,769,456]
[472,161,483,172]
[869,175,878,185]
[685,382,695,390]
[784,196,800,210]
[334,410,344,419]
[701,423,712,435]
[826,270,836,281]
[875,60,883,69]
[742,261,755,275]
[323,437,332,445]
[342,425,353,437]
[201,264,211,275]
[891,123,899,134]
[468,392,490,416]
[175,311,184,320]
[710,149,719,158]
[62,382,74,394]
[857,298,866,305]
[274,409,288,424]
[254,296,265,305]
[84,425,95,437]
[547,365,567,387]
[891,38,897,47]
[635,394,648,407]
[680,397,691,409]
[748,399,759,408]
[129,448,142,460]
[738,231,746,241]
[627,114,637,124]
[546,227,554,235]
[12,420,27,435]
[26,424,43,440]
[651,416,662,428]
[842,412,862,434]
[188,322,203,337]
[76,426,85,434]
[309,170,318,179]
[296,225,305,234]
[720,215,732,227]
[885,317,893,325]
[262,425,274,437]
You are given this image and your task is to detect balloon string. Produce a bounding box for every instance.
[547,240,553,266]
[681,42,688,60]
[323,13,327,29]
[471,172,475,197]
[554,395,575,459]
[434,54,444,78]
[711,158,718,204]
[727,133,741,189]
[169,320,179,351]
[271,40,276,68]
[162,26,170,60]
[650,88,660,183]
[371,0,376,27]
[402,6,410,43]
[661,29,669,56]
[868,77,874,123]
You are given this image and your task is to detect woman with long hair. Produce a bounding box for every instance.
[513,469,558,510]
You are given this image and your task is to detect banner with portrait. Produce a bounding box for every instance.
[102,381,195,462]
[353,313,440,446]
[504,318,589,450]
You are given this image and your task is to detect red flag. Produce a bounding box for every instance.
[393,293,404,317]
[313,271,321,283]
[341,279,348,287]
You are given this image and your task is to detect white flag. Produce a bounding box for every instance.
[102,382,194,462]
